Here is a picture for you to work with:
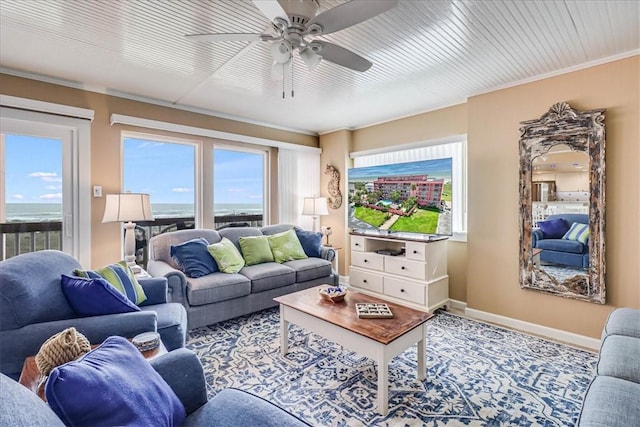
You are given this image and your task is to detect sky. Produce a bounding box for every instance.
[4,134,264,205]
[5,134,63,203]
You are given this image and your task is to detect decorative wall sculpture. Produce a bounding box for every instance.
[325,164,342,209]
[519,102,606,304]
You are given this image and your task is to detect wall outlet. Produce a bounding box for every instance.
[93,186,102,197]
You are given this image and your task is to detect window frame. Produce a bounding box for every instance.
[0,107,92,264]
[121,131,202,226]
[350,134,467,242]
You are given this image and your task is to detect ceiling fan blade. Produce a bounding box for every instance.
[308,0,398,35]
[252,0,290,25]
[185,33,261,42]
[315,41,372,72]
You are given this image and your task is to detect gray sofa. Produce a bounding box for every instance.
[577,308,640,426]
[532,213,589,268]
[0,347,310,426]
[0,250,187,379]
[147,224,338,329]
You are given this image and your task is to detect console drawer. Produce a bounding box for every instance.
[349,268,383,293]
[351,252,384,271]
[383,276,425,305]
[384,257,426,280]
[351,236,366,252]
[406,242,428,262]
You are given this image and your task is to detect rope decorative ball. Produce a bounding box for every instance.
[35,327,91,376]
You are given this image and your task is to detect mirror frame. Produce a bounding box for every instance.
[519,102,606,303]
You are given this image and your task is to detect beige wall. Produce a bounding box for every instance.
[318,130,351,275]
[0,74,318,267]
[321,56,638,338]
[467,56,639,338]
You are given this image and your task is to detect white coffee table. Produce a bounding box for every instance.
[274,287,433,415]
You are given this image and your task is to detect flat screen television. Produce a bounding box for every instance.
[347,158,453,237]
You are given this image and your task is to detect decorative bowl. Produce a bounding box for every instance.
[132,332,160,352]
[319,286,347,303]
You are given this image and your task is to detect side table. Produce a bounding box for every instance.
[19,340,167,401]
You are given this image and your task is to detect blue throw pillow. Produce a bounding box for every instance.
[61,274,140,316]
[171,237,218,278]
[537,218,570,239]
[294,228,323,258]
[46,336,186,427]
[563,222,590,244]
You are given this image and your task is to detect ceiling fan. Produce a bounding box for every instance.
[186,0,398,73]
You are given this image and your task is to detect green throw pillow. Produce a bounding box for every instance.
[207,238,245,273]
[239,235,274,266]
[75,260,147,305]
[268,229,308,263]
[562,222,589,244]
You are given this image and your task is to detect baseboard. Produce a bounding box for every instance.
[465,308,601,351]
[447,299,467,312]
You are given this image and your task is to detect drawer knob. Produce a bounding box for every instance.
[400,288,405,293]
[363,279,368,283]
[413,250,418,254]
[364,259,368,263]
[355,243,360,246]
[401,266,406,270]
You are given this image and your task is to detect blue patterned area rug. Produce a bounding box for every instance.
[186,308,596,426]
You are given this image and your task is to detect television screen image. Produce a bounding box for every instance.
[348,158,453,236]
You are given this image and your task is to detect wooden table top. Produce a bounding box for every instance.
[274,286,434,345]
[19,341,167,401]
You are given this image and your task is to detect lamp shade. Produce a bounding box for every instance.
[302,197,329,216]
[102,193,154,223]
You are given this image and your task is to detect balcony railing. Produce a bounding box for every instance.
[0,214,263,264]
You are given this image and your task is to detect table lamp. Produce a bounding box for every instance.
[102,193,154,268]
[302,197,328,233]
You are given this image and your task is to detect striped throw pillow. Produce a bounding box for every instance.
[75,261,147,305]
[562,222,589,244]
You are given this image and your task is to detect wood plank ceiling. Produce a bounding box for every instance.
[0,0,638,134]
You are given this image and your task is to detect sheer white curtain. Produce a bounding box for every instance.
[352,139,467,237]
[278,148,321,229]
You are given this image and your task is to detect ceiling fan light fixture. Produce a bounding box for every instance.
[280,0,320,23]
[300,47,321,71]
[271,39,292,63]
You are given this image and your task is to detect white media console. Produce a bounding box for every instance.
[348,231,449,312]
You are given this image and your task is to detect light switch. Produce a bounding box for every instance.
[93,186,102,197]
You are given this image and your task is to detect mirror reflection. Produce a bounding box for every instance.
[531,147,590,290]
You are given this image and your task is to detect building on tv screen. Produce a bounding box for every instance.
[347,158,453,236]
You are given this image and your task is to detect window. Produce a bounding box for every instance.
[123,133,198,264]
[351,136,467,240]
[213,147,266,227]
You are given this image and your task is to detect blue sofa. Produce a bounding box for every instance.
[0,250,187,379]
[533,213,589,268]
[0,347,310,426]
[147,224,338,329]
[577,308,640,426]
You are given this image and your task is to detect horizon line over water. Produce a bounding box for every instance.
[3,203,262,222]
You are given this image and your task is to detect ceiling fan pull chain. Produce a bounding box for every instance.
[291,60,295,98]
[282,62,285,99]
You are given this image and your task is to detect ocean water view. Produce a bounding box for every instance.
[3,203,262,222]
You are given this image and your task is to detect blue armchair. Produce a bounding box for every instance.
[1,347,310,426]
[532,213,589,268]
[0,250,187,379]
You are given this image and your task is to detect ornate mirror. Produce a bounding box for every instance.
[519,102,606,303]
